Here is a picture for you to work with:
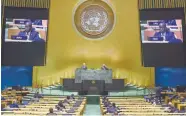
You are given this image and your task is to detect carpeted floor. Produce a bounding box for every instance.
[83,105,101,116]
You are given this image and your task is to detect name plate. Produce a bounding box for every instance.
[14,20,27,24]
[11,35,27,40]
[148,37,163,41]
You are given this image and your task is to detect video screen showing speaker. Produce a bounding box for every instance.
[140,8,185,67]
[2,7,49,66]
[140,19,183,43]
[5,18,48,42]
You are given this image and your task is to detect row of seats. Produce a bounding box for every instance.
[100,96,186,116]
[1,93,86,116]
[1,89,30,110]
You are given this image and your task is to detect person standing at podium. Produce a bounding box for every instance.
[101,64,109,70]
[81,63,87,70]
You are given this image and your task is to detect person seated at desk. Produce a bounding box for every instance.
[104,100,111,107]
[22,86,28,91]
[58,100,66,109]
[104,103,121,114]
[111,103,121,111]
[152,23,182,43]
[179,96,186,103]
[56,103,65,112]
[70,94,75,100]
[1,96,6,100]
[31,92,43,102]
[17,85,22,91]
[17,21,44,42]
[144,94,154,103]
[165,100,179,113]
[46,108,57,116]
[167,86,173,92]
[164,100,174,112]
[34,92,43,98]
[101,64,109,70]
[81,63,87,70]
[63,96,70,104]
[73,100,82,107]
[155,86,163,104]
[66,107,76,113]
[102,96,108,103]
[9,101,19,108]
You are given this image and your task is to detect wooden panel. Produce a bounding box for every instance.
[138,0,186,23]
[1,0,50,8]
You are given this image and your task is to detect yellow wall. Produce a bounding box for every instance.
[33,0,155,87]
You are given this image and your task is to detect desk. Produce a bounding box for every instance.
[142,41,169,43]
[178,92,186,97]
[177,103,186,110]
[1,102,7,108]
[75,68,112,83]
[172,100,180,107]
[1,98,86,116]
[5,39,32,42]
[2,99,16,104]
[144,30,183,41]
[7,28,47,41]
[161,92,175,95]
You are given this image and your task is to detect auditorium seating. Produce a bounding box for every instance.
[100,96,186,116]
[1,95,86,115]
[1,89,30,109]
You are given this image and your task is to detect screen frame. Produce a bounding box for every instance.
[139,8,186,67]
[1,6,49,66]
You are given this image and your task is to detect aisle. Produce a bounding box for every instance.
[83,104,101,116]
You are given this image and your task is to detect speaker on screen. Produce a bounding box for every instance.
[139,8,185,67]
[2,7,49,66]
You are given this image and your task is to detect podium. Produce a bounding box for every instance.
[62,78,124,95]
[75,68,112,83]
[62,68,124,95]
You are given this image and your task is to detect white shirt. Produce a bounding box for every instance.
[161,32,166,41]
[26,32,30,40]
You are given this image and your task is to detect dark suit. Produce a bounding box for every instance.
[155,87,162,103]
[58,102,65,109]
[63,99,70,104]
[81,65,87,70]
[9,103,19,108]
[101,66,108,70]
[104,101,111,107]
[73,101,81,107]
[34,93,43,98]
[1,97,6,100]
[167,88,173,92]
[153,30,182,43]
[18,28,44,42]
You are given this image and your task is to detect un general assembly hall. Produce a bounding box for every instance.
[1,0,186,115]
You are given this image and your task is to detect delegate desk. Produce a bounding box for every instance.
[177,103,186,110]
[63,68,124,95]
[7,28,46,41]
[75,68,112,83]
